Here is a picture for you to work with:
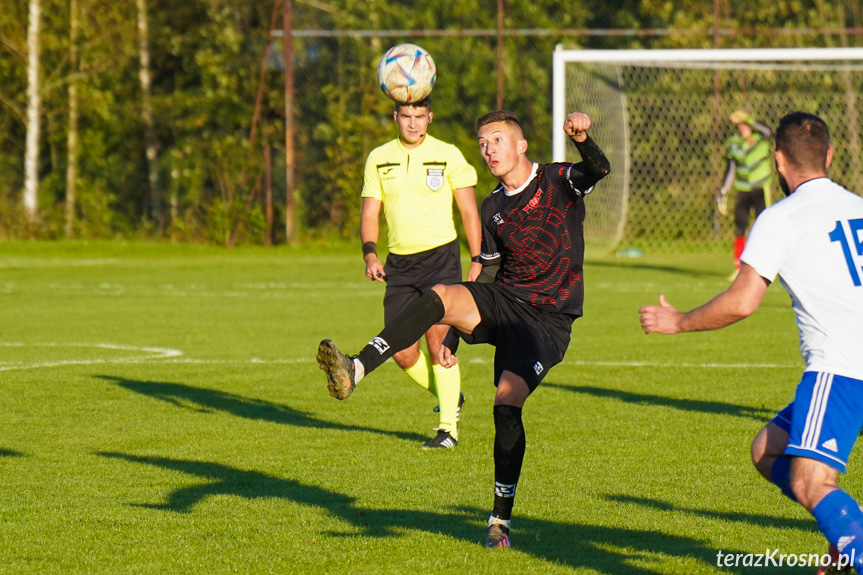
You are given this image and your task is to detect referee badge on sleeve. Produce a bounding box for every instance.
[426,168,444,191]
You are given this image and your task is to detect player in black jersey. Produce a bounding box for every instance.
[317,109,610,548]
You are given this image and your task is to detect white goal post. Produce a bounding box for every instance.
[553,47,863,254]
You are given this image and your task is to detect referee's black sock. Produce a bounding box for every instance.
[356,290,446,376]
[491,404,525,523]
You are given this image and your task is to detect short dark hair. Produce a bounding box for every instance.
[775,112,830,172]
[476,110,522,133]
[394,96,431,113]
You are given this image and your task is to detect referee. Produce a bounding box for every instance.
[360,96,482,449]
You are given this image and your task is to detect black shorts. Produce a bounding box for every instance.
[383,239,462,325]
[456,282,575,392]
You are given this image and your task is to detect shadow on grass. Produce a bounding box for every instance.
[0,448,24,458]
[587,259,724,280]
[604,494,815,533]
[98,451,733,574]
[552,383,773,421]
[98,375,427,443]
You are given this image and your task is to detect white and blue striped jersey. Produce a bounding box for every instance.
[741,177,863,380]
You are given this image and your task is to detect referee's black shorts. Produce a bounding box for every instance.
[455,282,576,392]
[383,239,462,325]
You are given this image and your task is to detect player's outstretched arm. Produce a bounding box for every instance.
[639,264,769,334]
[563,111,591,142]
[751,118,773,138]
[563,111,610,181]
[638,294,683,334]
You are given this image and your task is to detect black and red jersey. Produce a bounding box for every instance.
[478,140,609,316]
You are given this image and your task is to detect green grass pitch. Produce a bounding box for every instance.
[0,241,852,574]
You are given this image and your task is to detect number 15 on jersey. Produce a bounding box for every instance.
[829,219,863,286]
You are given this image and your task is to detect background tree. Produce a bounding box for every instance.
[24,0,42,227]
[0,0,859,243]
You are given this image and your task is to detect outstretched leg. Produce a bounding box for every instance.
[317,285,480,399]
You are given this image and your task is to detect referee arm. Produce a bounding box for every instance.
[360,197,386,282]
[453,186,483,282]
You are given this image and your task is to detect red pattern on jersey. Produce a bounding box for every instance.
[494,165,582,310]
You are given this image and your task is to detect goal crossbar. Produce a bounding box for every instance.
[553,47,863,161]
[552,47,863,254]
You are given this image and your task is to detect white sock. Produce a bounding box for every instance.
[488,515,511,529]
[352,358,365,384]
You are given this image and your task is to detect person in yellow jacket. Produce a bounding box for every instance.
[717,109,774,281]
[360,96,481,449]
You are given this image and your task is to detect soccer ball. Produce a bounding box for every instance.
[377,44,436,104]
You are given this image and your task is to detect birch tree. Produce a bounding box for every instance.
[24,0,41,225]
[136,0,161,228]
[65,0,80,237]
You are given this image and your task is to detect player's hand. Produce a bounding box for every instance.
[564,112,591,142]
[638,295,683,334]
[717,194,728,216]
[437,329,460,368]
[467,261,482,282]
[365,257,386,282]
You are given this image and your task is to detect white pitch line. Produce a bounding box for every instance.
[0,342,800,371]
[0,343,183,372]
[159,357,799,369]
[559,359,800,369]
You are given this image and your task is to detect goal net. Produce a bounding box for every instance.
[553,47,863,256]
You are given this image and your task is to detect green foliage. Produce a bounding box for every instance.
[0,1,860,243]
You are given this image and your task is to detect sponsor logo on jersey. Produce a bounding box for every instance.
[533,361,544,375]
[426,168,444,191]
[377,162,399,181]
[369,337,390,355]
[493,213,504,226]
[523,190,542,212]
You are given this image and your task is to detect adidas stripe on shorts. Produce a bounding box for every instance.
[772,371,863,473]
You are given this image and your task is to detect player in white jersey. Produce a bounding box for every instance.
[639,112,863,575]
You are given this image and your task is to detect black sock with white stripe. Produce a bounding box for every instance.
[491,404,525,522]
[356,290,445,376]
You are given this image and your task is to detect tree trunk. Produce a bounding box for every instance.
[65,0,80,238]
[136,0,162,230]
[24,0,42,226]
[282,0,295,243]
[837,1,862,193]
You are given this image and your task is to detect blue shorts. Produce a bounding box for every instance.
[772,372,863,473]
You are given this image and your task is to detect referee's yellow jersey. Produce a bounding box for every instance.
[362,134,478,255]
